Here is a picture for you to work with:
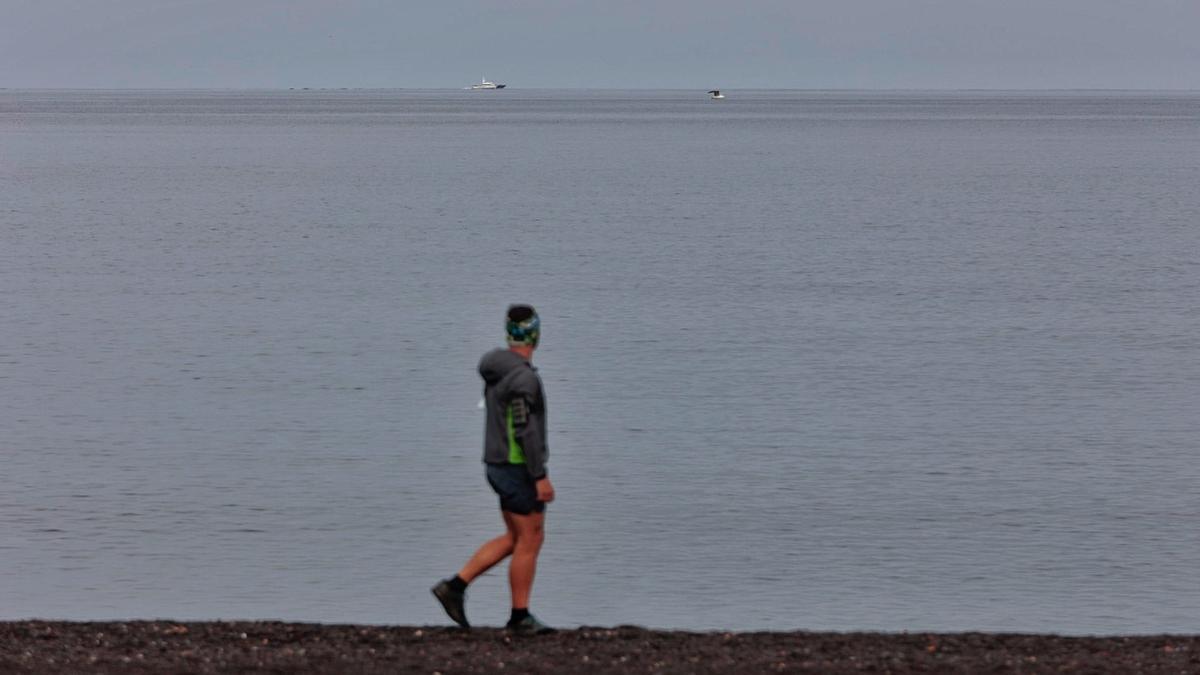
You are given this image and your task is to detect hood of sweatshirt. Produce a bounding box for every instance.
[478,348,532,386]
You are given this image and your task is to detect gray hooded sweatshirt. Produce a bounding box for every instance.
[479,348,549,479]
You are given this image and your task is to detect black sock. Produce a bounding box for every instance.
[447,575,468,592]
[509,607,529,624]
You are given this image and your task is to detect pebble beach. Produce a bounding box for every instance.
[2,621,1196,674]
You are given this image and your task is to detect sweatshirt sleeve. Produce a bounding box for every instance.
[508,369,548,480]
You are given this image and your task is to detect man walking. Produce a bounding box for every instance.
[432,304,556,635]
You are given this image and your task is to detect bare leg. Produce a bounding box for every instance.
[457,513,515,583]
[506,510,545,609]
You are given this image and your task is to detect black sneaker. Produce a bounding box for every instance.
[431,579,470,628]
[506,614,556,635]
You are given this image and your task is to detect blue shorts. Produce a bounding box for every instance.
[485,463,545,515]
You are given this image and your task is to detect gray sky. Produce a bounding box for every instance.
[3,0,1198,89]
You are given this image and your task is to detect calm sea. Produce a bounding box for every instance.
[2,89,1198,634]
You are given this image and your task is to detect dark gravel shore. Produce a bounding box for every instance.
[1,621,1196,674]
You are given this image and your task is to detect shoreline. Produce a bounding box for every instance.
[1,621,1195,673]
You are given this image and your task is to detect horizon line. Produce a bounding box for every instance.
[3,86,1200,92]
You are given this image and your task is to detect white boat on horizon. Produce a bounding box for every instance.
[469,77,506,90]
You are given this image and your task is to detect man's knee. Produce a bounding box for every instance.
[512,517,545,550]
[516,531,543,552]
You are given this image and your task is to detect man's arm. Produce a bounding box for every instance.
[509,370,548,481]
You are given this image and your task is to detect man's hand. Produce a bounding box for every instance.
[535,477,555,503]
